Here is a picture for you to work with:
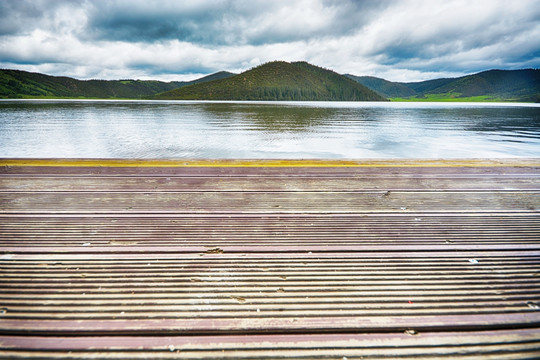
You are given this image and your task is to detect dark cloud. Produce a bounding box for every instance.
[84,1,228,44]
[83,0,394,45]
[128,60,216,77]
[0,1,47,35]
[0,0,85,35]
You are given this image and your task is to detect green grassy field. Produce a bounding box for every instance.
[390,94,512,102]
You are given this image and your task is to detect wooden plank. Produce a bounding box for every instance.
[1,313,539,335]
[2,244,540,253]
[3,175,540,191]
[2,191,539,214]
[0,250,538,329]
[1,329,539,359]
[2,163,540,177]
[1,215,539,247]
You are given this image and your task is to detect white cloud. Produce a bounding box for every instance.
[0,0,538,82]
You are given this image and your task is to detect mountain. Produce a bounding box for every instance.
[347,69,540,102]
[403,77,455,95]
[345,74,416,98]
[406,69,540,102]
[3,65,538,102]
[0,69,235,99]
[154,61,387,101]
[187,71,235,85]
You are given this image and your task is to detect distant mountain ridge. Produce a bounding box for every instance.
[346,69,540,102]
[154,61,386,101]
[344,75,416,98]
[186,71,236,86]
[0,69,235,99]
[1,64,539,102]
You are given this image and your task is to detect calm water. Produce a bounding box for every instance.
[1,100,539,159]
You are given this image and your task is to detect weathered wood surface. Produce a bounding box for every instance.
[1,159,539,359]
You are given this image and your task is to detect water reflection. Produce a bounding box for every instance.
[0,100,539,159]
[197,103,336,132]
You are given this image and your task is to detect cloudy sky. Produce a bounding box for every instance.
[1,0,539,82]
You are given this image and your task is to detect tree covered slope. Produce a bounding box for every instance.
[0,69,234,99]
[154,61,387,101]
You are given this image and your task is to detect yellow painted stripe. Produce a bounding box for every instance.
[1,158,539,167]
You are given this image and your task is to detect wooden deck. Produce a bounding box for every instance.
[1,159,539,358]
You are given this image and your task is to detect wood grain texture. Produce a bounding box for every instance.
[1,159,539,358]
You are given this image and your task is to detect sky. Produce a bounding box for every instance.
[1,0,539,82]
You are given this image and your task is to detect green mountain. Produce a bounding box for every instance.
[187,71,235,85]
[406,69,540,102]
[347,69,540,102]
[154,61,387,101]
[345,74,416,98]
[4,65,538,102]
[0,69,235,99]
[403,77,455,95]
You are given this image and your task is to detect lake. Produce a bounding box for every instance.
[1,100,539,159]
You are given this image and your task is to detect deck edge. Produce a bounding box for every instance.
[2,158,540,168]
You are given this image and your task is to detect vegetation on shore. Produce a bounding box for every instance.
[154,61,387,101]
[391,95,506,102]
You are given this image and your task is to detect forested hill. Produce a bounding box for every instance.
[0,69,234,99]
[3,65,538,102]
[154,61,387,101]
[347,69,540,102]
